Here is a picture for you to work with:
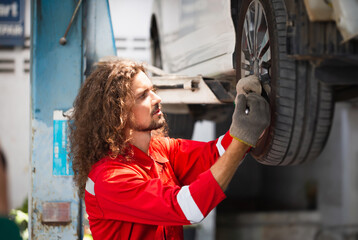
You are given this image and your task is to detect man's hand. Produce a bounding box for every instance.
[236,75,262,96]
[230,93,270,147]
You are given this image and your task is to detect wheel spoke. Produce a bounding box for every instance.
[258,37,270,59]
[259,44,271,69]
[244,8,254,57]
[254,0,262,57]
[242,26,251,59]
[241,0,271,80]
[242,48,251,64]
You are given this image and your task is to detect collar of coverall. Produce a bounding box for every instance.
[130,143,168,170]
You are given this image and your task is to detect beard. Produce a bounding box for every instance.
[132,104,166,132]
[134,116,166,132]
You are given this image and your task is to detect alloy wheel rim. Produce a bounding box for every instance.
[241,0,271,95]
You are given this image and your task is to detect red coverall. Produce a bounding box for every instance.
[85,132,234,240]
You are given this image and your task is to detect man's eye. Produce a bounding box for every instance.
[139,92,147,99]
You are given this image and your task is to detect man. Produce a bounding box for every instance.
[69,59,270,240]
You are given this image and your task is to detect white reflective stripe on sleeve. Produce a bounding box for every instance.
[216,135,225,156]
[85,178,95,196]
[176,186,204,224]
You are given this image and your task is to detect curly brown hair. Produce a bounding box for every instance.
[69,58,145,198]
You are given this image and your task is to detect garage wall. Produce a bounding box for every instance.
[0,49,30,210]
[0,0,31,210]
[109,0,153,63]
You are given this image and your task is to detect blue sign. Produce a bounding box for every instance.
[53,111,73,176]
[0,0,24,46]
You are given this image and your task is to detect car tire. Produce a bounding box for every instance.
[236,0,334,165]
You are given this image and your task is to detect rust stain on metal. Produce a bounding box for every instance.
[31,199,41,240]
[42,202,71,223]
[32,200,75,238]
[41,221,73,227]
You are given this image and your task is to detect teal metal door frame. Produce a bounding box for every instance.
[30,0,83,238]
[30,0,116,238]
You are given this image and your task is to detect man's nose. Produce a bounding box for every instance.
[151,91,162,105]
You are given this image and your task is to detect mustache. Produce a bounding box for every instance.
[151,104,161,115]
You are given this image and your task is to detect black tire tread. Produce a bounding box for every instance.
[238,0,334,165]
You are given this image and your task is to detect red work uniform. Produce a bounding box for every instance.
[85,132,234,240]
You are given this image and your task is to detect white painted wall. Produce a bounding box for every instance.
[109,0,153,63]
[0,0,31,210]
[0,60,30,210]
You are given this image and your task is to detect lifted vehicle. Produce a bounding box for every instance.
[149,0,358,165]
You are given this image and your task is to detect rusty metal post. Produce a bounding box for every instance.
[30,0,83,239]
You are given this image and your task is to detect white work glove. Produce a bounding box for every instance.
[236,75,262,96]
[230,93,270,147]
